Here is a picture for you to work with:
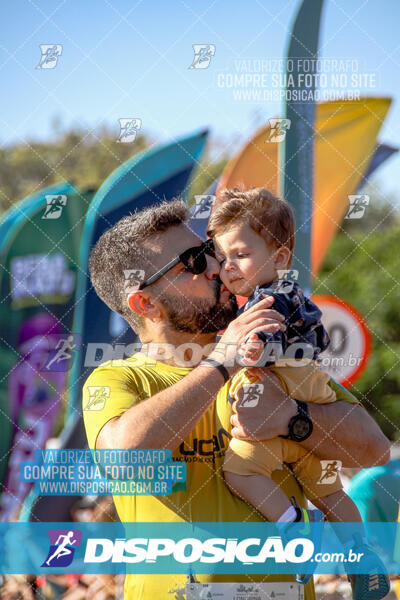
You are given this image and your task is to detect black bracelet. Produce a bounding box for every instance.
[199,358,230,383]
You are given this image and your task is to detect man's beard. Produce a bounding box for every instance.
[157,280,238,334]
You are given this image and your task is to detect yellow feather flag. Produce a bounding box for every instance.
[217,122,280,195]
[312,97,391,275]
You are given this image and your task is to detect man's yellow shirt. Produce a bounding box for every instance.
[82,352,358,600]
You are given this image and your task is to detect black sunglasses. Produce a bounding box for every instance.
[138,239,215,290]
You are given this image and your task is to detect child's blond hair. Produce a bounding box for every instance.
[207,187,295,266]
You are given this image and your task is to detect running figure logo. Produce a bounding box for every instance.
[123,269,145,293]
[85,386,111,411]
[239,383,264,408]
[42,529,81,567]
[191,195,215,219]
[275,269,299,294]
[317,460,342,485]
[266,118,291,143]
[42,195,67,219]
[36,44,63,69]
[43,334,78,372]
[117,118,142,143]
[345,195,370,219]
[189,44,216,69]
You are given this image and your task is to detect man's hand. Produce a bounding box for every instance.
[209,296,286,375]
[230,367,390,468]
[230,368,297,439]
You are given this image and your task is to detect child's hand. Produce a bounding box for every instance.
[238,333,264,366]
[229,367,264,404]
[210,296,285,375]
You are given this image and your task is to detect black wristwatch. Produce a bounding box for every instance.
[281,399,313,442]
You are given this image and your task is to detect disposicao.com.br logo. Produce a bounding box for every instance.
[83,536,314,565]
[0,522,391,575]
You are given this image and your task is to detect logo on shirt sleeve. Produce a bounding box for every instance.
[84,386,111,411]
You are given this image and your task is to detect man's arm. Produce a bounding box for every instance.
[97,365,229,451]
[97,297,286,451]
[229,370,390,468]
[304,401,390,467]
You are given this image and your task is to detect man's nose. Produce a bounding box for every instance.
[204,254,220,280]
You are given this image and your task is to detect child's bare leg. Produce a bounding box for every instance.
[312,490,365,541]
[224,471,292,521]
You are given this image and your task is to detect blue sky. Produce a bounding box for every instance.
[1,0,400,197]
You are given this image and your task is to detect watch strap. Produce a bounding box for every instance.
[295,399,309,417]
[199,358,230,383]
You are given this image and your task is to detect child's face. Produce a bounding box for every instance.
[213,223,289,298]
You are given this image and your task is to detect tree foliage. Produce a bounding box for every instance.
[0,125,149,214]
[314,185,400,440]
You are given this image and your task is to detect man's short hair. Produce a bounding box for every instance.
[207,187,295,266]
[89,199,189,333]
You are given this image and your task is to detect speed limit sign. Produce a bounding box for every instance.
[311,295,372,387]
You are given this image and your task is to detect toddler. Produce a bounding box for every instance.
[207,187,389,599]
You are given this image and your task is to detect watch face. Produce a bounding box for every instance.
[292,418,311,439]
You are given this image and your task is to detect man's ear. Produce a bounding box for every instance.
[127,292,162,320]
[274,247,291,270]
